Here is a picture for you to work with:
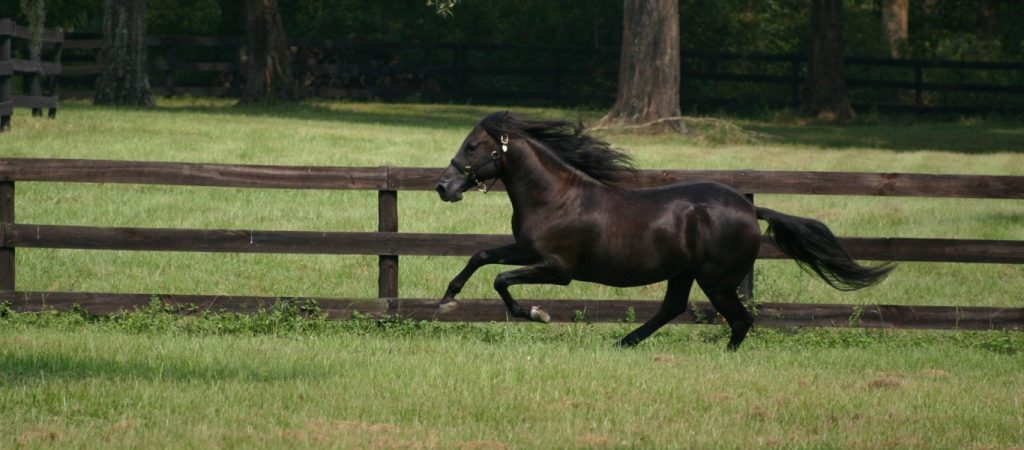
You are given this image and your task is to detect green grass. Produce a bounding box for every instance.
[2,307,1023,449]
[1,101,1023,448]
[1,98,1021,306]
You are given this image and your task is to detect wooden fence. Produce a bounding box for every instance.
[0,19,61,132]
[57,36,1024,114]
[1,158,1023,329]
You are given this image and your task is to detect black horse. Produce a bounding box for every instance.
[435,112,892,350]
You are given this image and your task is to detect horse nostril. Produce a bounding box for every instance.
[435,184,447,200]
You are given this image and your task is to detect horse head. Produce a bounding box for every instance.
[435,123,509,202]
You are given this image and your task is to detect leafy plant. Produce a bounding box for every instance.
[622,306,636,324]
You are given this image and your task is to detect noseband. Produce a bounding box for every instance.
[451,134,509,193]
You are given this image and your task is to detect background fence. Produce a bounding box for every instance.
[56,35,1024,114]
[1,158,1023,329]
[0,19,61,132]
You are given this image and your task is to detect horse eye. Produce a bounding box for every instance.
[466,142,478,152]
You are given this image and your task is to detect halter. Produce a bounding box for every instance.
[451,133,509,193]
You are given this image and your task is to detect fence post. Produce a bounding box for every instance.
[790,58,801,109]
[378,174,399,309]
[1,31,11,131]
[914,63,923,115]
[29,67,42,117]
[739,192,754,303]
[0,181,14,291]
[164,38,176,96]
[49,35,62,118]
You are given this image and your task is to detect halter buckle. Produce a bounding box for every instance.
[464,165,488,192]
[500,134,509,153]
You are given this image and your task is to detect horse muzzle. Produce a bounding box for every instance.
[435,182,465,202]
[436,168,470,202]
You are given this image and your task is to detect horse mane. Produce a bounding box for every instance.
[478,111,636,184]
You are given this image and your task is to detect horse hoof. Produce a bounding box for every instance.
[437,300,459,315]
[529,305,550,323]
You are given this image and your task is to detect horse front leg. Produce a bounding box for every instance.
[493,264,570,323]
[438,244,539,314]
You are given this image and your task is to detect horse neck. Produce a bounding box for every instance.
[501,139,587,210]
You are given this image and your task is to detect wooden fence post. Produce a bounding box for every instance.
[164,38,176,96]
[739,192,754,302]
[0,181,14,291]
[49,36,62,118]
[914,63,923,115]
[1,31,11,131]
[29,67,42,117]
[378,183,399,306]
[790,58,801,109]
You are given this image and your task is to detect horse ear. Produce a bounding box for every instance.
[479,125,508,144]
[480,111,513,137]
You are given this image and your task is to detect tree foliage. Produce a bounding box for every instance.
[4,0,1021,113]
[6,0,1023,63]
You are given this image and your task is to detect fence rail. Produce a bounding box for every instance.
[0,19,62,132]
[1,157,1022,329]
[55,35,1024,114]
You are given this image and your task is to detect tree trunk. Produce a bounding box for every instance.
[19,0,45,63]
[881,0,908,58]
[596,0,682,133]
[94,0,154,107]
[975,0,998,43]
[238,0,295,104]
[801,0,854,122]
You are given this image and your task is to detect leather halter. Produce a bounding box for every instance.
[450,134,509,193]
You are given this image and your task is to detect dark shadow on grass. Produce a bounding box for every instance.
[0,352,330,385]
[746,119,1024,154]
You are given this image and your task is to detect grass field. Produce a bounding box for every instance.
[2,306,1023,449]
[1,100,1022,448]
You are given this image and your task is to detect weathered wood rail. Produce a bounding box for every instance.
[1,157,1022,330]
[0,19,62,132]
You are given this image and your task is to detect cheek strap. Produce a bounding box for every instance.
[449,134,510,194]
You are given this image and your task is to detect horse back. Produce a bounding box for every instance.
[524,180,760,286]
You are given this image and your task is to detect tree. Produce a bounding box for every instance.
[238,0,295,104]
[881,0,908,58]
[801,0,854,121]
[94,0,154,107]
[596,0,683,133]
[19,0,45,64]
[975,0,998,43]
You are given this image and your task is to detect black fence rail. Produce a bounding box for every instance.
[1,158,1023,330]
[0,18,62,132]
[56,36,1024,114]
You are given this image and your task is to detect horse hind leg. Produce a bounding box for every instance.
[619,276,694,347]
[697,276,755,351]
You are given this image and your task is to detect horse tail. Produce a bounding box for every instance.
[756,207,894,291]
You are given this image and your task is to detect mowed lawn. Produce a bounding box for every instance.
[0,100,1023,448]
[2,312,1024,449]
